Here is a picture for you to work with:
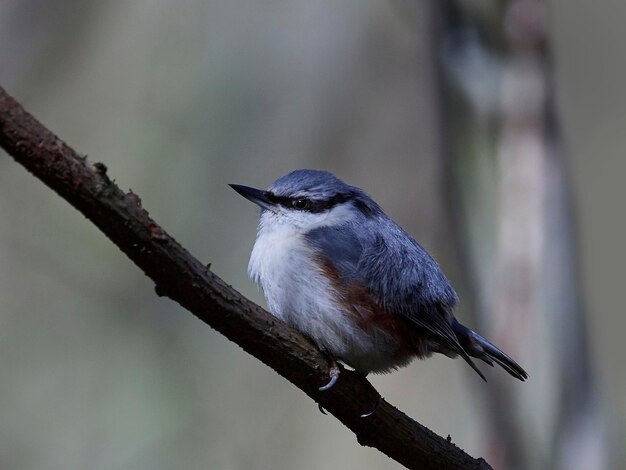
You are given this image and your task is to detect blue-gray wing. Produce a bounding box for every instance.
[305,221,471,362]
[305,224,364,281]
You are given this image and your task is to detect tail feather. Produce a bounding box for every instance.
[452,320,528,382]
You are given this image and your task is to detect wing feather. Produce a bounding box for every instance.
[305,221,485,380]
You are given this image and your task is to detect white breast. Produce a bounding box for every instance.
[248,219,410,373]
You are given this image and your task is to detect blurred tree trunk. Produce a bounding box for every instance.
[429,1,607,468]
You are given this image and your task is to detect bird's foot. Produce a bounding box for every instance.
[318,357,341,392]
[317,356,341,415]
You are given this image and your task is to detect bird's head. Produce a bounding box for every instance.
[230,169,381,233]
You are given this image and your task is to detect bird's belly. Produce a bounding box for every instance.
[249,232,413,373]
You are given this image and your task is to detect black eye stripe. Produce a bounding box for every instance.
[265,192,350,213]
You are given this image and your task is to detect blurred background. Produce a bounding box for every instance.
[0,0,623,469]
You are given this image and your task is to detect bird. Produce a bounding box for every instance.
[230,169,527,399]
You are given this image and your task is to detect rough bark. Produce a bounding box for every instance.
[0,86,491,470]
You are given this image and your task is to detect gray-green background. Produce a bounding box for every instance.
[0,1,623,469]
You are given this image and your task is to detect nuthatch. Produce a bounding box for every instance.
[231,170,527,406]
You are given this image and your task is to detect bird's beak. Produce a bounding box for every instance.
[229,184,275,211]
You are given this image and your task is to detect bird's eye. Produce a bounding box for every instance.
[292,198,310,210]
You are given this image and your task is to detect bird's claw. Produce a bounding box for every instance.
[316,357,379,418]
[360,396,381,418]
[317,357,340,414]
[318,396,380,418]
[318,361,340,392]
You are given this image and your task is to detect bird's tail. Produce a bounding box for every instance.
[452,320,528,381]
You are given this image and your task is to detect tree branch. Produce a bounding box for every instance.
[0,86,491,470]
